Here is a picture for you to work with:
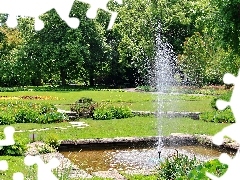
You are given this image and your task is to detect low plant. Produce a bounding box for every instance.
[158,151,200,180]
[70,97,97,118]
[37,144,56,154]
[44,133,60,149]
[0,101,67,124]
[200,109,234,123]
[93,105,133,120]
[210,91,232,110]
[186,159,228,179]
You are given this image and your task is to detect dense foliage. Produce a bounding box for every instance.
[0,0,239,87]
[0,101,67,124]
[200,91,234,123]
[93,105,133,120]
[158,153,228,180]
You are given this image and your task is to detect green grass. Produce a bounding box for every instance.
[0,117,229,143]
[0,91,214,113]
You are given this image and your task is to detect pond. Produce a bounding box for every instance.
[60,145,233,173]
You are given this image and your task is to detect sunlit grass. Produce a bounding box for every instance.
[0,91,214,113]
[0,117,229,143]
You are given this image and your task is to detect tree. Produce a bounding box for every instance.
[17,1,110,86]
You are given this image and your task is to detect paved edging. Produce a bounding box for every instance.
[59,134,239,152]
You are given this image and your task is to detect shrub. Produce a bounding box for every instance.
[70,97,97,118]
[15,108,39,123]
[158,152,200,180]
[37,112,65,124]
[37,144,56,154]
[0,112,15,125]
[110,106,133,119]
[187,159,228,179]
[93,105,133,120]
[0,101,68,124]
[44,133,60,149]
[200,109,234,123]
[0,134,27,156]
[211,91,232,110]
[39,103,57,114]
[93,107,114,120]
[200,90,234,123]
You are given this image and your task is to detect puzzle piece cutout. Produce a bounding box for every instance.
[0,0,79,30]
[206,152,240,180]
[0,126,15,146]
[0,126,15,173]
[211,70,240,145]
[24,155,60,180]
[77,0,123,29]
[0,0,122,30]
[0,160,8,171]
[206,69,240,179]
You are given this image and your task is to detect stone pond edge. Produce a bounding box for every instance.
[59,133,239,152]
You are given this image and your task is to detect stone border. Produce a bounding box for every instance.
[59,133,238,152]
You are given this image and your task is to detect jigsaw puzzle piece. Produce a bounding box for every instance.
[77,0,122,29]
[0,126,15,146]
[223,73,236,85]
[24,155,60,180]
[212,123,240,145]
[0,160,8,171]
[206,151,240,180]
[0,0,79,30]
[53,0,79,29]
[13,172,24,180]
[216,100,230,111]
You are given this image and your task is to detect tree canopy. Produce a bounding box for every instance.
[0,0,239,87]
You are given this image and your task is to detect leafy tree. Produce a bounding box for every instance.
[210,0,240,52]
[17,1,110,86]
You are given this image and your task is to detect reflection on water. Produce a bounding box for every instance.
[60,145,234,173]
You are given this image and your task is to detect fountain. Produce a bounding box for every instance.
[152,22,177,159]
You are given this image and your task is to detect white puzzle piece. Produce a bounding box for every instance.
[0,0,122,30]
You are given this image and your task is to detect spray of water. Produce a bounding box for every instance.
[152,23,176,157]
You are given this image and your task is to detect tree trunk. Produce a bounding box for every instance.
[89,70,94,86]
[60,68,67,86]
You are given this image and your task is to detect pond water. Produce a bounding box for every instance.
[60,145,233,173]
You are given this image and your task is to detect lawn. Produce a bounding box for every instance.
[0,90,213,112]
[0,117,229,142]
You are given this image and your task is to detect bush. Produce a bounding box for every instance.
[211,91,232,110]
[0,112,15,125]
[15,108,39,123]
[93,107,114,120]
[93,105,133,120]
[0,134,27,156]
[158,152,200,180]
[37,144,56,154]
[200,90,234,123]
[200,109,234,123]
[110,106,133,119]
[0,101,68,124]
[70,97,97,118]
[187,159,228,179]
[44,133,60,149]
[38,112,66,124]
